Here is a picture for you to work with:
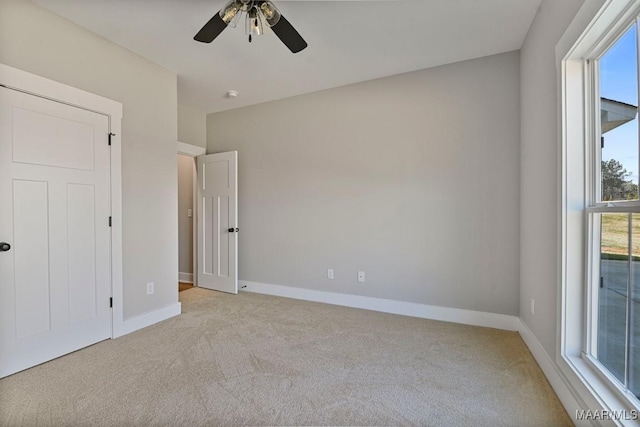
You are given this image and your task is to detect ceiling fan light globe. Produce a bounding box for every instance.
[228,10,243,28]
[219,0,243,24]
[260,1,281,27]
[245,7,263,36]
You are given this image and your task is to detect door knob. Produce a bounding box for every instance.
[0,242,10,252]
[227,228,239,233]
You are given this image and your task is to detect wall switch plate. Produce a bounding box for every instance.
[327,269,334,279]
[147,282,155,295]
[358,271,365,282]
[187,209,193,218]
[531,299,535,315]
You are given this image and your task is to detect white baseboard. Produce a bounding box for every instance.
[240,280,520,331]
[113,302,181,338]
[179,272,194,283]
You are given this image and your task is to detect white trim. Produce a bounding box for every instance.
[240,280,520,331]
[110,122,124,338]
[0,63,122,115]
[177,141,206,157]
[0,63,126,340]
[557,0,639,63]
[179,272,194,284]
[192,158,197,286]
[113,303,181,338]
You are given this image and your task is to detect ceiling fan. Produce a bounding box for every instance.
[194,0,308,53]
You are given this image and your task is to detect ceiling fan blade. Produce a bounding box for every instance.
[271,15,307,53]
[194,13,228,43]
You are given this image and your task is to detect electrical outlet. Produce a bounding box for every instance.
[531,298,535,315]
[358,271,365,282]
[147,282,155,295]
[327,269,334,279]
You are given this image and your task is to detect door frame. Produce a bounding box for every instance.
[177,141,206,286]
[0,63,124,338]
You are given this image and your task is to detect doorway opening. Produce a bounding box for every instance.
[176,142,238,295]
[177,153,195,292]
[177,141,206,292]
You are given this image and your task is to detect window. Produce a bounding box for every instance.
[561,0,640,417]
[586,16,640,405]
[555,2,640,422]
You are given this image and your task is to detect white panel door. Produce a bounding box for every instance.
[197,151,238,294]
[0,87,111,378]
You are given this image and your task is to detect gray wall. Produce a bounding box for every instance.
[177,155,194,275]
[178,104,207,148]
[208,51,521,316]
[519,0,585,355]
[0,0,179,319]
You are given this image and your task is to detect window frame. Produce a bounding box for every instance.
[560,0,640,419]
[585,19,640,402]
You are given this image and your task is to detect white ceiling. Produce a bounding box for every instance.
[31,0,542,114]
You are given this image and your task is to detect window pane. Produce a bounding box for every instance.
[599,213,629,384]
[600,24,638,202]
[631,213,640,398]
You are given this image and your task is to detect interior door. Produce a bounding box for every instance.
[0,86,112,378]
[197,151,238,294]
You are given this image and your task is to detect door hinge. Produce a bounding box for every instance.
[108,133,115,146]
[109,216,112,227]
[110,297,113,308]
[601,136,604,149]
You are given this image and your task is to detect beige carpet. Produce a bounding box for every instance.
[0,288,571,426]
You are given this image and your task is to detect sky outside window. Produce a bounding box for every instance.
[600,24,639,189]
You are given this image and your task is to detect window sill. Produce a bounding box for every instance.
[560,352,640,425]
